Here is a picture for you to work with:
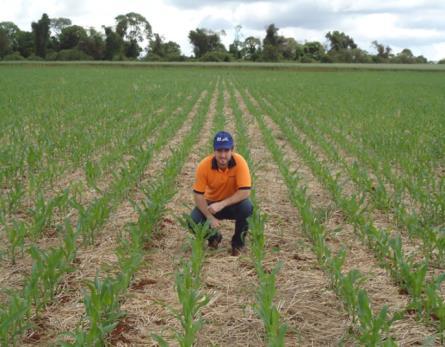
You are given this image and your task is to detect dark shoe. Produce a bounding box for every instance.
[208,233,222,249]
[231,247,242,256]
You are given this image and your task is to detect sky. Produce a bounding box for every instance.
[1,0,444,61]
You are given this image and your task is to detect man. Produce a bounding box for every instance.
[190,131,253,256]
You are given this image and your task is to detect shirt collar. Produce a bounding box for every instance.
[211,155,236,170]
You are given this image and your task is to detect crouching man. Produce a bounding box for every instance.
[190,131,253,256]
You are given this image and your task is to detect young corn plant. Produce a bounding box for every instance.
[0,294,30,347]
[357,290,398,347]
[5,220,26,265]
[166,219,210,347]
[248,210,266,273]
[28,192,55,240]
[115,228,143,290]
[5,180,25,213]
[85,160,102,193]
[61,220,78,263]
[73,196,111,245]
[62,275,125,346]
[338,270,365,324]
[1,219,77,340]
[255,265,287,347]
[424,275,445,343]
[131,182,170,242]
[388,236,427,306]
[27,244,73,310]
[326,248,365,324]
[249,211,286,346]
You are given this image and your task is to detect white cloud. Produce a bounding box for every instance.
[0,0,444,60]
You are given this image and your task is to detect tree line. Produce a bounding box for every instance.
[0,13,443,64]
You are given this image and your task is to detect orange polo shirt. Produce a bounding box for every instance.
[192,152,251,202]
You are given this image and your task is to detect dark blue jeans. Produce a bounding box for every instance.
[190,198,254,248]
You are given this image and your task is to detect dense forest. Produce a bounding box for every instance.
[1,12,443,64]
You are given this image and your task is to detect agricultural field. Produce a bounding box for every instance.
[0,64,444,346]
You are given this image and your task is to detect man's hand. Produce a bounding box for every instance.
[208,215,221,228]
[208,201,226,215]
[194,193,221,228]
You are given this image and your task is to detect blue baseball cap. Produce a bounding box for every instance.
[213,131,234,150]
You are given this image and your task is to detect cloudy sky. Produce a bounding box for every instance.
[1,0,444,61]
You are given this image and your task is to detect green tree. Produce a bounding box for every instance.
[124,39,141,59]
[372,40,392,63]
[188,28,225,58]
[415,55,428,63]
[148,33,163,57]
[241,36,261,61]
[0,31,11,58]
[262,44,280,61]
[394,48,414,63]
[280,37,299,60]
[103,26,123,60]
[392,48,428,64]
[295,42,304,61]
[325,31,357,51]
[16,31,34,57]
[162,41,181,60]
[59,25,87,49]
[0,22,20,52]
[324,47,372,63]
[115,12,152,57]
[78,28,105,60]
[31,13,51,58]
[262,24,285,61]
[302,41,325,62]
[263,24,281,47]
[146,33,182,61]
[115,12,152,42]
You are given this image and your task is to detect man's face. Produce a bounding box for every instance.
[214,148,233,168]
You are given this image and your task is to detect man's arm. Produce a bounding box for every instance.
[194,192,220,227]
[194,193,213,219]
[208,189,250,214]
[222,189,250,207]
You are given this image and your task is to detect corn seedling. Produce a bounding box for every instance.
[62,275,125,346]
[168,220,210,347]
[357,290,399,347]
[5,221,26,264]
